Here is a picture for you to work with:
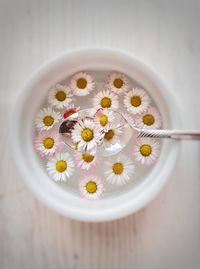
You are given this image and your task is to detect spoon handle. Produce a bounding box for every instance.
[137,129,200,140]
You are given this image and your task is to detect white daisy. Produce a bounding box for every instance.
[134,106,162,129]
[124,88,151,114]
[132,138,160,165]
[46,152,74,182]
[71,118,103,151]
[74,150,97,170]
[48,84,73,109]
[104,153,135,185]
[93,90,119,110]
[103,122,123,148]
[34,130,63,157]
[78,175,104,200]
[106,72,129,94]
[94,108,114,131]
[63,104,80,119]
[69,72,95,96]
[34,106,62,131]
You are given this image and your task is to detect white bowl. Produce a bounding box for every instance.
[10,48,180,222]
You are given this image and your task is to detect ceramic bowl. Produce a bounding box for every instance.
[10,48,180,222]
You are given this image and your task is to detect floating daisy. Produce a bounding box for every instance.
[132,138,160,165]
[93,90,119,110]
[94,108,114,131]
[34,130,63,157]
[34,106,62,131]
[78,175,104,200]
[46,152,74,182]
[71,119,103,151]
[70,72,95,96]
[48,84,73,109]
[104,153,135,185]
[134,106,162,129]
[106,72,129,94]
[63,104,80,119]
[74,150,97,170]
[103,123,123,147]
[124,88,151,114]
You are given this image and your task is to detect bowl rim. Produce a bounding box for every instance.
[9,48,181,222]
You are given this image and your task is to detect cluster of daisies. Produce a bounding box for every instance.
[34,71,162,200]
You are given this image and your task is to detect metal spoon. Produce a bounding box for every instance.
[59,108,200,157]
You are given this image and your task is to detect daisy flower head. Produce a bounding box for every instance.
[104,153,135,186]
[132,138,160,165]
[94,108,114,131]
[69,72,95,96]
[124,88,151,114]
[63,104,80,119]
[34,130,63,157]
[34,106,62,131]
[93,90,119,110]
[103,122,123,148]
[74,150,97,170]
[134,106,162,129]
[71,118,103,152]
[106,72,129,94]
[48,84,73,109]
[78,175,104,200]
[46,152,74,182]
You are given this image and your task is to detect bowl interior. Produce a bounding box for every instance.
[12,49,180,222]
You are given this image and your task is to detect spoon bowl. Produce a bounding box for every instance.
[59,108,134,156]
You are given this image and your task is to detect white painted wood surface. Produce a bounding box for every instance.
[0,0,200,268]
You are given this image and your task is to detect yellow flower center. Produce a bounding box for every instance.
[130,96,141,107]
[81,128,94,142]
[43,115,54,126]
[99,114,108,126]
[55,91,66,101]
[74,142,79,150]
[86,181,97,194]
[142,114,155,126]
[140,144,152,156]
[77,78,87,89]
[56,160,67,172]
[104,129,114,140]
[100,97,112,108]
[43,137,54,149]
[112,162,124,175]
[82,153,94,163]
[113,78,123,89]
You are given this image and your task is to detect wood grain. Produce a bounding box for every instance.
[0,0,200,268]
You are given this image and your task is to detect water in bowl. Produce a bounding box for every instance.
[34,70,162,198]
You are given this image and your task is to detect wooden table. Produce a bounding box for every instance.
[1,1,200,268]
